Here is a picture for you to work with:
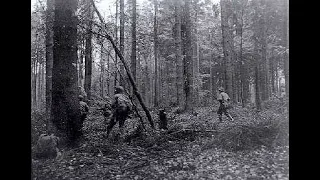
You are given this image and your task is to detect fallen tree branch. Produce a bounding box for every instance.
[90,0,154,129]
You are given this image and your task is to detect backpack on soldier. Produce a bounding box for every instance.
[221,92,232,109]
[115,94,132,114]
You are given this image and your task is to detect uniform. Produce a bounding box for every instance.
[217,88,234,122]
[106,86,132,138]
[80,100,89,124]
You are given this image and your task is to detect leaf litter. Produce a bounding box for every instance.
[32,102,288,180]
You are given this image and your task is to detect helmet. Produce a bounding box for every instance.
[115,86,124,94]
[218,87,224,92]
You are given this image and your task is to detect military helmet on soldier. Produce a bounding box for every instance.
[115,86,124,94]
[218,87,224,92]
[78,95,84,101]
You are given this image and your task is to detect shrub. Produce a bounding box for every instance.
[215,110,288,151]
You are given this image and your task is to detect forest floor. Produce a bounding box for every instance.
[32,102,289,180]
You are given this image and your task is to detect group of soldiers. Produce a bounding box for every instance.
[79,86,133,139]
[79,86,234,139]
[35,86,233,159]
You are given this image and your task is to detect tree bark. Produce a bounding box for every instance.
[100,42,105,97]
[119,0,125,88]
[183,0,193,111]
[220,0,233,100]
[46,0,54,124]
[52,0,81,143]
[131,0,137,95]
[114,0,119,87]
[153,0,159,107]
[174,0,185,109]
[193,0,200,107]
[84,1,93,100]
[283,0,289,104]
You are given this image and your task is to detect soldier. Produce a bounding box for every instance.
[78,86,88,102]
[98,103,112,124]
[158,108,168,130]
[106,86,132,139]
[79,95,89,126]
[217,87,234,122]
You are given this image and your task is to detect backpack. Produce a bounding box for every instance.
[115,94,132,114]
[221,92,232,109]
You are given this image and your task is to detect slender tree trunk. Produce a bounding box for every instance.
[270,53,275,95]
[193,0,200,107]
[174,0,184,109]
[114,0,119,87]
[184,0,193,111]
[37,61,42,109]
[100,42,105,98]
[153,0,159,107]
[32,60,37,110]
[79,40,85,86]
[34,49,39,109]
[131,0,137,95]
[283,0,289,103]
[220,0,233,100]
[260,0,268,101]
[209,53,215,104]
[45,0,54,120]
[84,1,93,101]
[253,2,261,110]
[52,0,81,142]
[107,50,111,95]
[119,0,125,88]
[275,60,279,95]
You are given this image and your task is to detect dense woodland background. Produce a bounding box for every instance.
[31,0,288,114]
[31,0,288,179]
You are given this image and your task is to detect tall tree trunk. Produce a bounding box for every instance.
[283,0,289,104]
[114,0,119,87]
[84,1,93,101]
[209,52,215,104]
[193,0,200,107]
[37,62,42,109]
[260,0,268,101]
[100,42,105,98]
[220,0,233,100]
[153,0,159,107]
[45,0,54,121]
[52,0,81,143]
[174,0,184,109]
[32,60,36,110]
[119,0,125,88]
[34,45,39,110]
[275,59,279,95]
[184,0,193,111]
[107,49,111,96]
[78,39,85,86]
[270,53,275,95]
[131,0,137,95]
[253,2,261,110]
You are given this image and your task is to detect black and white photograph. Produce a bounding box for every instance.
[31,0,289,179]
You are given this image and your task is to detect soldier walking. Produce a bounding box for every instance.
[217,87,234,122]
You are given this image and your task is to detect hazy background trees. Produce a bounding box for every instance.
[31,0,289,115]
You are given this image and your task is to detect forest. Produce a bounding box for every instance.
[31,0,289,179]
